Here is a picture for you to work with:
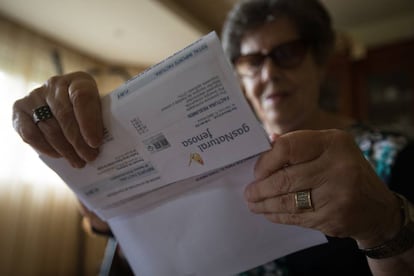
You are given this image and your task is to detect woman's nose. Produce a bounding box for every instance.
[260,57,283,82]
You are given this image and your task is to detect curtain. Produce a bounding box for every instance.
[0,15,142,276]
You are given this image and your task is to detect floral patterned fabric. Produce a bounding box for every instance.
[349,124,407,183]
[239,124,408,276]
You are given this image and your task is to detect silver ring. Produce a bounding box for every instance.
[33,105,53,124]
[295,190,313,210]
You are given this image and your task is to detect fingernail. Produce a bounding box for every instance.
[84,148,99,162]
[71,160,86,168]
[87,138,101,149]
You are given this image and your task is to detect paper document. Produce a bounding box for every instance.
[41,32,327,275]
[41,32,270,219]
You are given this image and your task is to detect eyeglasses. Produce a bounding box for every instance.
[234,39,308,77]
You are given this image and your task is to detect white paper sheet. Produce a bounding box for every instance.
[40,32,327,275]
[41,32,271,219]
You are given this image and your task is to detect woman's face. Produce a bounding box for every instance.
[237,17,325,134]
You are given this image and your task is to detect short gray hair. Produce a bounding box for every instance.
[222,0,335,65]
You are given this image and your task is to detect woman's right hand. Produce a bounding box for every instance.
[12,71,104,168]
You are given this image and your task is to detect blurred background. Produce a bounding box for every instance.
[0,0,413,275]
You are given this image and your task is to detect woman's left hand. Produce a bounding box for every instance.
[244,129,401,247]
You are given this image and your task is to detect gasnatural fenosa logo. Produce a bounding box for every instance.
[189,152,204,166]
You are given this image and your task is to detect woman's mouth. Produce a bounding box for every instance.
[263,92,289,106]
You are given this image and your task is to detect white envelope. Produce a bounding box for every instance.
[109,157,326,276]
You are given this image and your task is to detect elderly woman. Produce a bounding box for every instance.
[222,0,414,275]
[12,0,413,275]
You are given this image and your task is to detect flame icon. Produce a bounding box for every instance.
[189,153,204,166]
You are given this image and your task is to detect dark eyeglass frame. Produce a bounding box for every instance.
[234,39,308,77]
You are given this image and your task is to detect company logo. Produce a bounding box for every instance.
[189,153,204,166]
[181,123,251,153]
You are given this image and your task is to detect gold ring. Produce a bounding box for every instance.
[294,190,313,210]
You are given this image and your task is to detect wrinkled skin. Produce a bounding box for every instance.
[12,18,412,276]
[237,18,402,248]
[244,130,401,247]
[13,71,103,168]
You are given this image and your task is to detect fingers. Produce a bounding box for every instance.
[247,187,321,214]
[254,130,331,180]
[248,193,294,214]
[46,71,103,148]
[12,71,103,168]
[12,101,60,157]
[38,114,87,167]
[66,73,103,148]
[245,129,397,240]
[14,86,88,167]
[245,159,325,202]
[46,77,99,162]
[244,130,332,230]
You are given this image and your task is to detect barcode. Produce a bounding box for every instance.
[131,117,149,135]
[143,133,171,153]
